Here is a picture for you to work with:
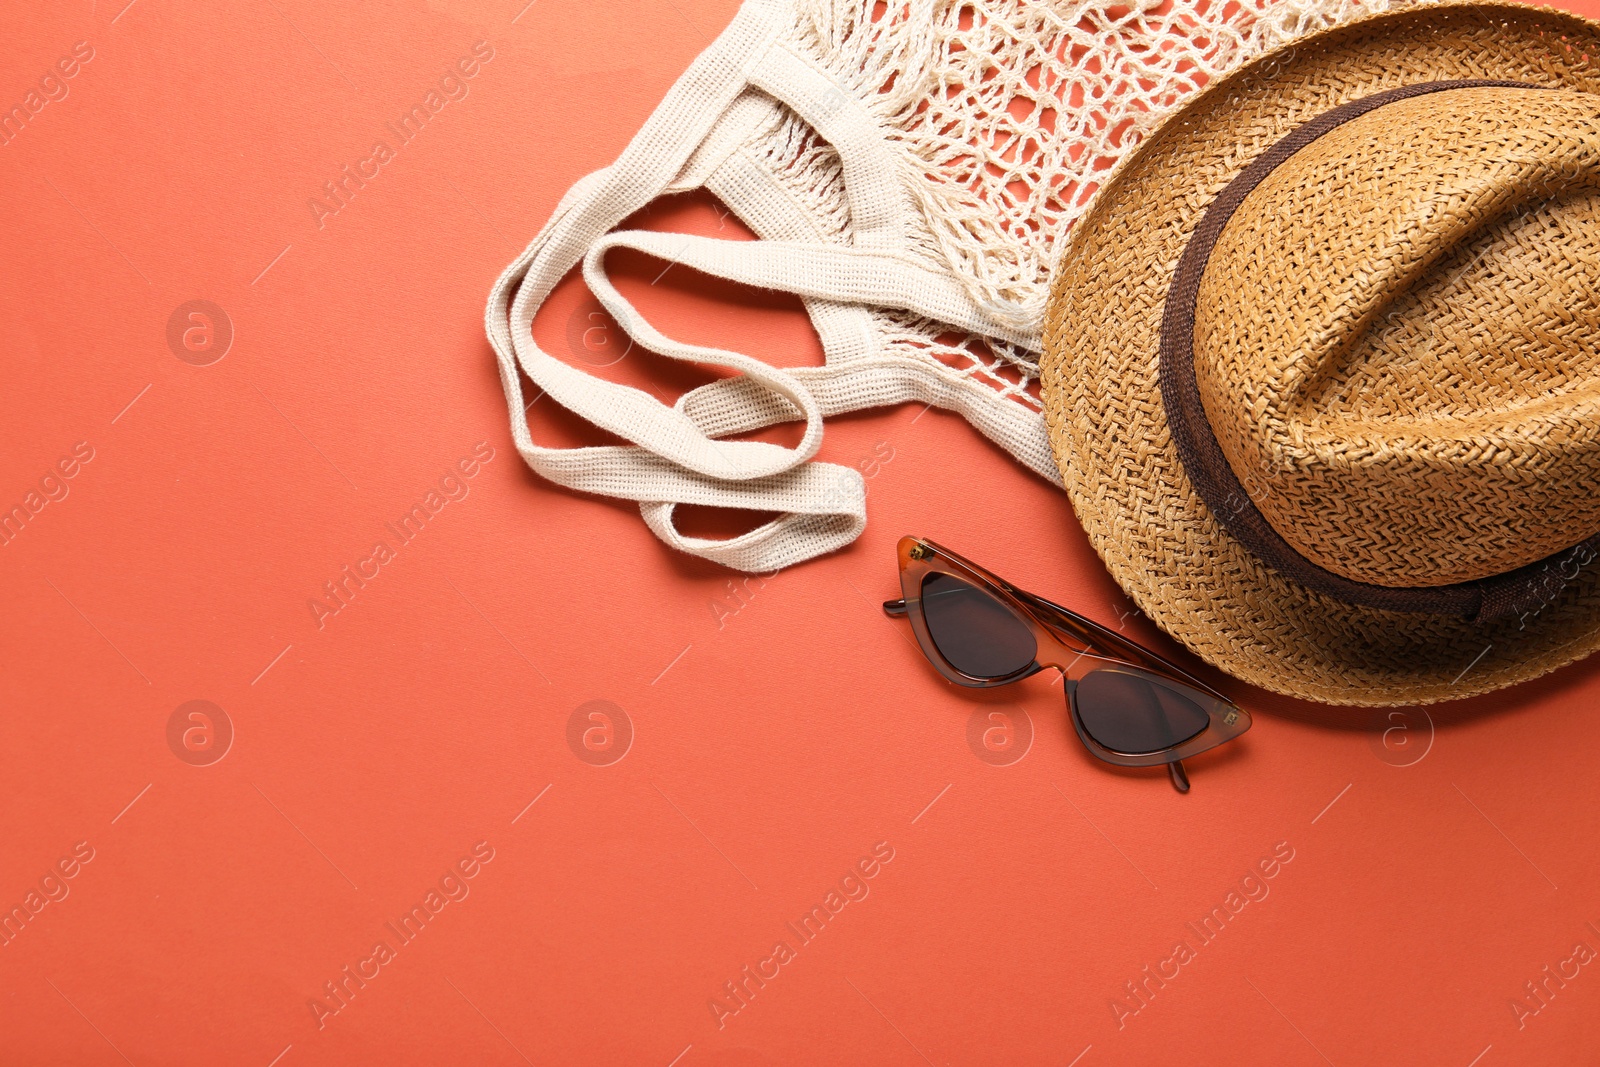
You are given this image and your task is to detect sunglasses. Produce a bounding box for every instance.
[884,536,1249,792]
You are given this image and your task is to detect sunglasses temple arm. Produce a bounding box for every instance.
[1168,760,1190,793]
[1014,589,1143,659]
[883,599,909,617]
[1018,589,1228,700]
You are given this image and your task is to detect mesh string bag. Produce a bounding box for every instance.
[487,0,1416,573]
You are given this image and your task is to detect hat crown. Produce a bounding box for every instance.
[1193,86,1600,588]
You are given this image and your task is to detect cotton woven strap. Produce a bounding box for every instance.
[485,0,1055,572]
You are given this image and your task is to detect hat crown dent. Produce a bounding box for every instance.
[1040,1,1600,703]
[1192,85,1600,589]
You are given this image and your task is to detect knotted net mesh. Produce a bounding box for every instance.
[747,0,1419,409]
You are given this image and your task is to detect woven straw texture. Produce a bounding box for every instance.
[1197,87,1600,586]
[1041,1,1600,705]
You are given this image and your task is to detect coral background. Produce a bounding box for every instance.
[2,0,1597,1063]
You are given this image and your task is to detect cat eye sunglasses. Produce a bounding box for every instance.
[884,536,1249,792]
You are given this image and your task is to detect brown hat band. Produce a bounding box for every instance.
[1159,79,1600,625]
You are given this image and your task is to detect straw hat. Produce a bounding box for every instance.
[1040,0,1600,706]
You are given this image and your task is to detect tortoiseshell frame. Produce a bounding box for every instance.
[884,536,1249,791]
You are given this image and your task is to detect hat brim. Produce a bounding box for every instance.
[1040,0,1600,706]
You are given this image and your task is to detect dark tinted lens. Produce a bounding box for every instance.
[920,571,1037,679]
[1074,667,1210,754]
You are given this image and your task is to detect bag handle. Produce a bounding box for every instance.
[487,0,1053,573]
